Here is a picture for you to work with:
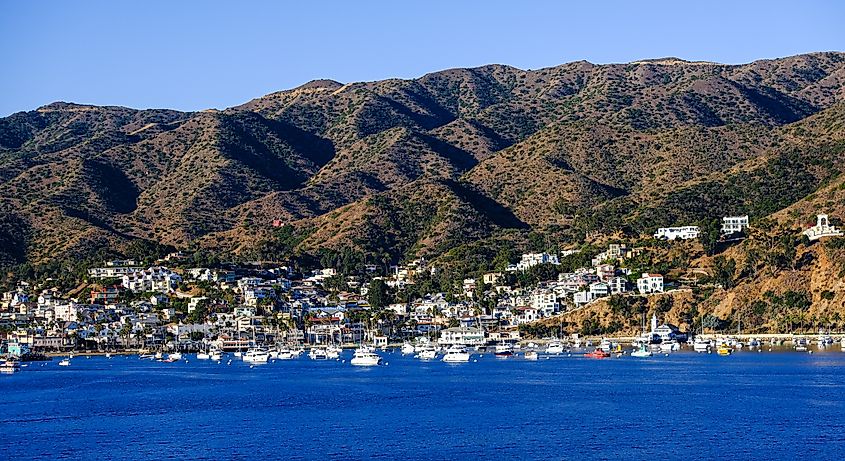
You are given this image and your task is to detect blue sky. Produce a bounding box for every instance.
[1,0,843,116]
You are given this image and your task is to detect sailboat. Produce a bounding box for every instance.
[631,343,652,358]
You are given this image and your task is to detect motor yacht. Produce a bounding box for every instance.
[631,344,652,358]
[58,358,71,366]
[545,339,564,355]
[524,351,539,361]
[494,344,514,357]
[326,345,342,359]
[309,348,329,360]
[401,342,416,355]
[242,347,270,364]
[442,345,471,363]
[693,337,712,353]
[350,346,382,366]
[417,344,438,360]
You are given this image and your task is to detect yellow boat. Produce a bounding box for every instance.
[717,346,732,356]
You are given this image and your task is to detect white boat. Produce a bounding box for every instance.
[139,353,155,360]
[693,337,712,353]
[795,337,808,351]
[326,345,342,359]
[350,346,381,366]
[209,350,223,361]
[659,341,680,352]
[546,339,564,355]
[841,337,845,351]
[154,352,164,360]
[401,342,416,355]
[242,347,270,364]
[58,358,71,366]
[442,345,471,363]
[273,346,296,360]
[494,344,514,357]
[631,344,652,358]
[417,345,438,360]
[599,338,613,353]
[309,348,329,360]
[168,352,183,361]
[196,352,211,360]
[524,351,539,361]
[1,360,21,374]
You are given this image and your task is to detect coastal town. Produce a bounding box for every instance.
[1,212,842,370]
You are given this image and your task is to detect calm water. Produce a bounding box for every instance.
[2,349,845,460]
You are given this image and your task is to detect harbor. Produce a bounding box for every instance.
[2,348,845,460]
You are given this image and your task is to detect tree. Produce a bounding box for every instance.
[713,256,736,289]
[699,218,721,256]
[368,279,389,310]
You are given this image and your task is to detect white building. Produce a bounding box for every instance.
[721,216,749,235]
[608,276,628,294]
[516,252,560,271]
[439,327,485,346]
[121,267,182,293]
[637,273,664,294]
[530,290,559,316]
[803,214,843,241]
[654,226,700,240]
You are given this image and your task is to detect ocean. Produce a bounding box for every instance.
[2,349,844,460]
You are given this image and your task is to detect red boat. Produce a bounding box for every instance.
[585,349,611,359]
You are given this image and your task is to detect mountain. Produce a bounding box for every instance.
[2,52,845,268]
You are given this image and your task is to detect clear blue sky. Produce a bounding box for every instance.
[1,0,843,116]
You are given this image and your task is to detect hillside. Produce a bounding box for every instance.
[2,51,845,268]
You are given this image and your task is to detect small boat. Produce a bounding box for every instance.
[631,344,652,358]
[442,345,471,363]
[494,344,514,357]
[105,353,112,359]
[154,352,164,360]
[841,337,845,351]
[524,351,539,361]
[139,353,155,360]
[795,338,808,352]
[242,347,270,364]
[0,360,21,374]
[417,345,438,360]
[273,346,295,360]
[585,349,611,359]
[168,352,183,361]
[309,348,329,360]
[58,358,71,366]
[326,345,342,359]
[546,339,564,355]
[693,337,712,353]
[717,346,732,356]
[196,351,211,360]
[209,350,223,361]
[350,346,381,366]
[659,341,679,353]
[401,342,416,355]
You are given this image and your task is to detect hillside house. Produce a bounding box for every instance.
[721,216,749,235]
[654,226,700,240]
[637,273,664,294]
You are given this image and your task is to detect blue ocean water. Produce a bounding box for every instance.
[2,349,844,460]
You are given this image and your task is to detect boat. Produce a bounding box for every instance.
[58,358,71,366]
[309,347,329,360]
[196,351,211,360]
[242,347,270,364]
[350,346,382,366]
[693,337,712,353]
[326,345,342,359]
[795,338,808,352]
[154,352,164,360]
[585,349,610,359]
[417,345,437,360]
[0,360,21,374]
[442,345,471,363]
[494,344,514,357]
[139,353,156,360]
[524,351,539,361]
[545,339,564,355]
[168,352,183,361]
[841,337,845,351]
[401,342,416,355]
[631,344,652,358]
[717,346,732,356]
[209,350,223,361]
[659,341,679,353]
